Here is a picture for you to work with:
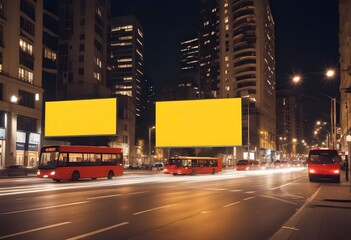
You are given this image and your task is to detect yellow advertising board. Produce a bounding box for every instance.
[45,98,117,137]
[156,98,242,147]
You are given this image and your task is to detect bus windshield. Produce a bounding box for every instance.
[39,151,59,169]
[309,150,339,164]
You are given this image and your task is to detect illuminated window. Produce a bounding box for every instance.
[118,64,132,68]
[137,29,143,38]
[44,48,57,61]
[118,58,132,62]
[136,49,143,57]
[96,6,102,17]
[119,36,132,40]
[225,17,228,23]
[112,25,133,32]
[225,24,229,30]
[93,71,101,81]
[94,56,102,67]
[123,77,132,81]
[19,68,33,84]
[19,39,33,55]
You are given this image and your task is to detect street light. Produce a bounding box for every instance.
[315,121,331,147]
[148,126,155,164]
[292,70,337,148]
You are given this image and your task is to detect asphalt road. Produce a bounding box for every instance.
[0,168,319,240]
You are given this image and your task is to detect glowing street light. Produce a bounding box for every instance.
[291,69,337,148]
[326,69,335,78]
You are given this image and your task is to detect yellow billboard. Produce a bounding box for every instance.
[156,98,242,147]
[45,98,117,137]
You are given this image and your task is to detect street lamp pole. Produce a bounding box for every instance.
[148,126,155,164]
[247,98,250,159]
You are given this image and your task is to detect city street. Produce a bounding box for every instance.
[0,168,320,240]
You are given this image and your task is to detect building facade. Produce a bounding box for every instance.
[110,15,146,163]
[339,0,351,154]
[0,0,44,168]
[199,0,276,161]
[276,89,304,157]
[57,0,111,101]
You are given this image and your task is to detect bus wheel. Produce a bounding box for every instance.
[191,170,196,176]
[53,179,60,182]
[211,168,216,175]
[71,171,80,181]
[91,178,97,180]
[107,171,114,180]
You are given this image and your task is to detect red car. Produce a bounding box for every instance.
[236,160,260,171]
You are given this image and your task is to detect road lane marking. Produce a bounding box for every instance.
[87,194,122,200]
[133,204,177,216]
[229,190,243,192]
[204,188,227,191]
[243,196,256,201]
[1,201,89,214]
[223,201,241,208]
[258,195,297,205]
[282,226,299,231]
[66,222,129,240]
[87,191,148,200]
[269,179,301,190]
[0,222,71,239]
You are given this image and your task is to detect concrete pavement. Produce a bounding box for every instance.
[270,171,351,240]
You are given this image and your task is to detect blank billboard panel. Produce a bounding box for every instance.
[156,98,242,147]
[45,98,117,137]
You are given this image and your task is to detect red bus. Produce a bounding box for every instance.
[308,148,341,183]
[164,156,222,175]
[37,145,123,181]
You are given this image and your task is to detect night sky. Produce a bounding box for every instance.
[112,0,340,141]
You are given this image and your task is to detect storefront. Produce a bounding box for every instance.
[16,131,40,167]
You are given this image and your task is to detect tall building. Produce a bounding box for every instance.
[0,0,44,167]
[339,0,351,154]
[181,38,199,73]
[57,0,111,101]
[276,89,304,156]
[42,0,59,102]
[199,0,276,161]
[110,15,144,141]
[199,0,219,99]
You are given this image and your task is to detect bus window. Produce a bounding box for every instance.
[58,153,67,167]
[102,154,116,165]
[116,154,123,165]
[192,159,198,167]
[40,151,59,168]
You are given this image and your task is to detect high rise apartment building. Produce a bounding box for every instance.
[110,15,144,140]
[42,0,59,102]
[57,0,111,100]
[181,38,199,73]
[199,0,276,160]
[0,0,44,167]
[276,89,304,155]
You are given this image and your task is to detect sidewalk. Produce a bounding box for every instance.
[270,173,351,240]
